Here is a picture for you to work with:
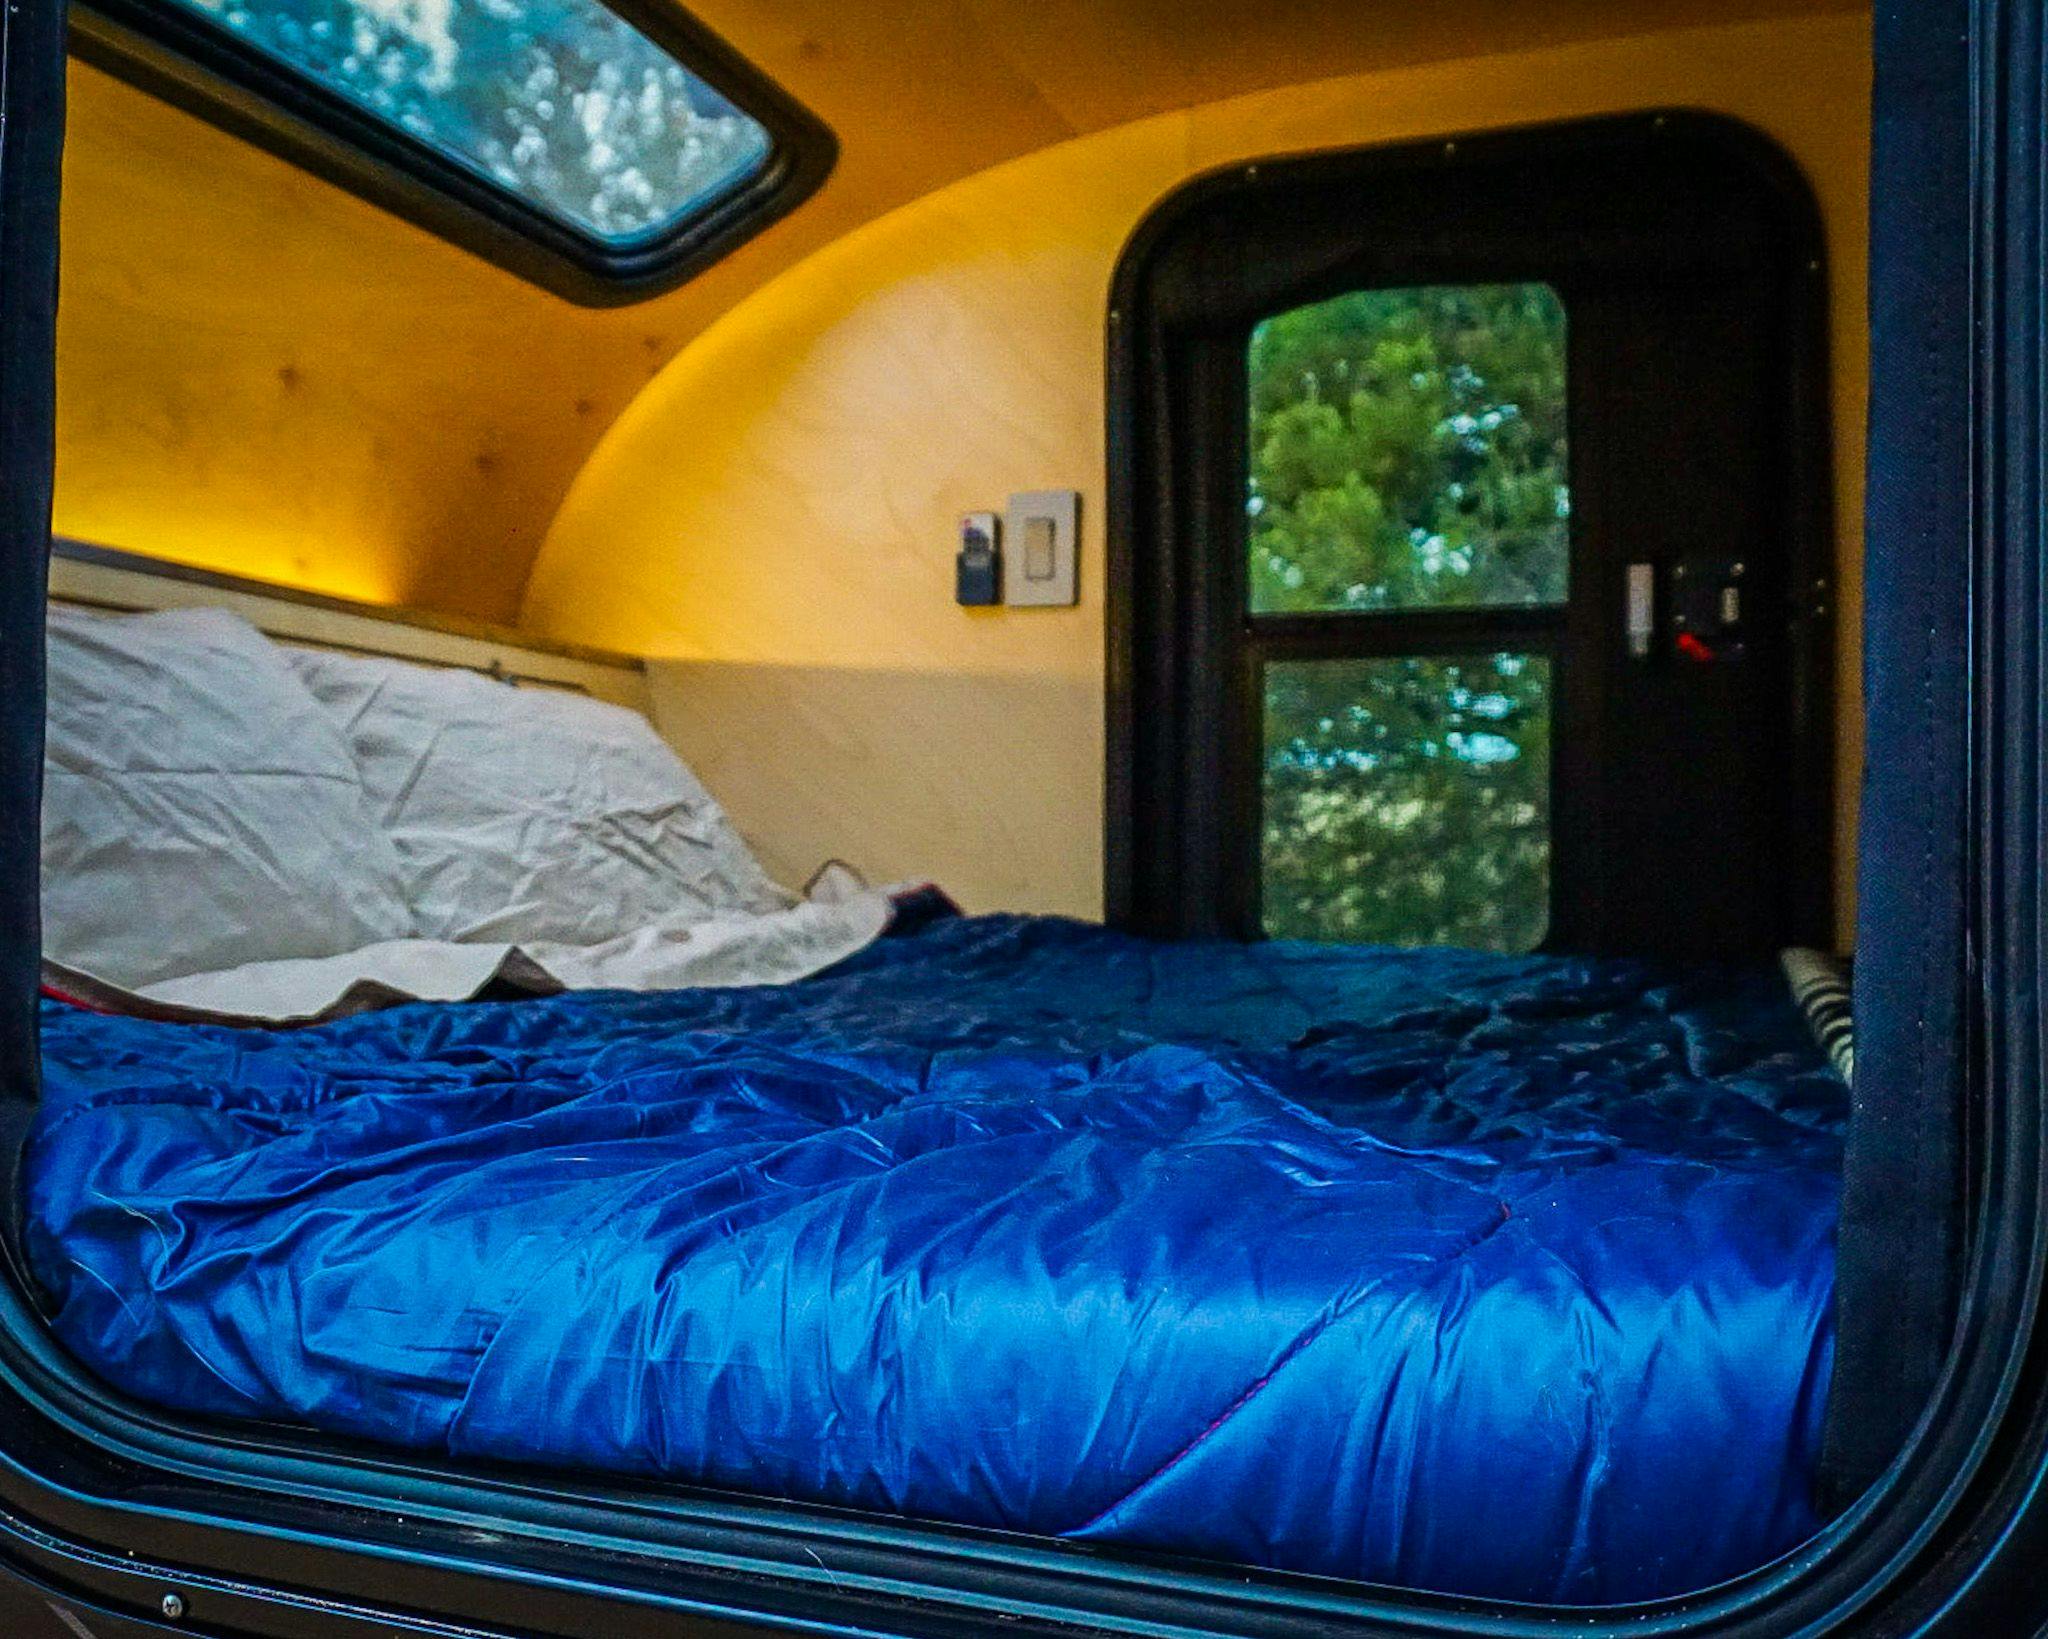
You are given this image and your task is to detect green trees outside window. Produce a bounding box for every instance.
[1261,654,1553,952]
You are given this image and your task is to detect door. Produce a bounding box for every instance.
[1107,112,1835,960]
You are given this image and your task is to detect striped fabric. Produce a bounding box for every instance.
[1781,946,1854,1083]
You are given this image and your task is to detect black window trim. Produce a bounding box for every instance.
[8,12,2048,1636]
[65,0,837,306]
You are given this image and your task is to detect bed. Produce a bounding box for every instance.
[28,913,1844,1606]
[23,576,1847,1607]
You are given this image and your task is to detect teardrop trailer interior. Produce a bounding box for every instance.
[2,1,2047,1634]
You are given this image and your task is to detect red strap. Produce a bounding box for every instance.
[39,981,113,1014]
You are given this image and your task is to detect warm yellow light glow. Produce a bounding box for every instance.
[52,60,653,624]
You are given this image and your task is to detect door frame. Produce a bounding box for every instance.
[1103,110,1837,956]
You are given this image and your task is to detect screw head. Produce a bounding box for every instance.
[160,1592,186,1621]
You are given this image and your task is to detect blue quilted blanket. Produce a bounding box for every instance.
[27,915,1845,1604]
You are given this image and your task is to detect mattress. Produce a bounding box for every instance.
[25,914,1847,1605]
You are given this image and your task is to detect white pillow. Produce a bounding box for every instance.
[288,650,791,946]
[42,606,413,987]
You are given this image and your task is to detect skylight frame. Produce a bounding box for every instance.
[66,0,836,305]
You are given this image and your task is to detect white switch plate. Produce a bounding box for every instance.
[1003,490,1079,607]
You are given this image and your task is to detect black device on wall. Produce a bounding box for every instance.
[1104,111,1835,961]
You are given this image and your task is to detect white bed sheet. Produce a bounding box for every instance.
[46,891,896,1026]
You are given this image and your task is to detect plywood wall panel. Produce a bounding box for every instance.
[53,62,669,621]
[649,663,1102,911]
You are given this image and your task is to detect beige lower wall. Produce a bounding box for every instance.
[526,12,1871,938]
[648,663,1102,908]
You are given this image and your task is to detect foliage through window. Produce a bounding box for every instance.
[1248,283,1567,950]
[1248,283,1569,613]
[1262,654,1553,950]
[170,0,773,242]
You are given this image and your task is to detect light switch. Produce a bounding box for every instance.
[1022,517,1057,581]
[1004,490,1079,606]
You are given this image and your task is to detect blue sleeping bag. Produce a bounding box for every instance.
[27,915,1845,1605]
